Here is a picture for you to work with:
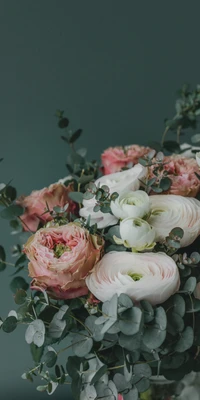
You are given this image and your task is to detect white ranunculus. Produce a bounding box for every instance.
[80,205,118,229]
[86,251,180,305]
[114,217,155,252]
[111,190,150,220]
[80,164,147,229]
[95,163,147,194]
[196,152,200,167]
[148,195,200,247]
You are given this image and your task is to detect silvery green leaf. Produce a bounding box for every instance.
[101,317,117,335]
[72,331,93,357]
[119,307,142,335]
[124,387,138,400]
[25,324,36,344]
[48,315,66,339]
[133,363,152,378]
[47,381,58,395]
[85,316,104,341]
[80,385,97,400]
[33,331,45,347]
[56,304,69,319]
[8,310,18,319]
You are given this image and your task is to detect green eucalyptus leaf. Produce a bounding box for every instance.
[183,277,197,293]
[30,342,44,363]
[143,326,166,349]
[68,191,83,203]
[14,289,27,305]
[90,365,107,385]
[154,307,167,330]
[2,316,17,333]
[172,294,185,317]
[159,177,172,191]
[0,204,24,219]
[72,331,93,357]
[175,326,194,352]
[133,363,152,378]
[124,387,138,400]
[69,129,82,144]
[119,307,142,335]
[10,276,29,293]
[140,300,154,323]
[0,245,6,271]
[44,351,57,368]
[119,332,141,351]
[167,312,184,335]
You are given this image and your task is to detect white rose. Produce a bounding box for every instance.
[111,190,150,220]
[114,217,155,252]
[148,195,200,247]
[86,251,180,305]
[80,164,147,229]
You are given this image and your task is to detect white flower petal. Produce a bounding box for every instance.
[149,195,200,247]
[86,251,180,305]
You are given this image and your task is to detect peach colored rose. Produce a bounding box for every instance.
[101,145,152,175]
[24,223,104,300]
[17,183,76,232]
[149,155,200,197]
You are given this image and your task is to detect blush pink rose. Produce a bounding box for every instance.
[150,155,200,197]
[101,145,152,175]
[24,223,104,300]
[118,396,123,400]
[17,183,76,232]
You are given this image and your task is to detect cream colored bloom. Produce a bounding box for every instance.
[86,251,180,305]
[148,195,200,247]
[114,217,155,252]
[80,164,147,229]
[110,190,150,220]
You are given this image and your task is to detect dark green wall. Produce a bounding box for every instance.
[1,1,200,398]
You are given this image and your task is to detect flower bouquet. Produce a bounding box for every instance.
[2,84,200,400]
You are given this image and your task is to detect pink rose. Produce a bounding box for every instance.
[150,155,200,197]
[17,183,76,232]
[24,223,104,300]
[118,396,123,400]
[101,145,152,175]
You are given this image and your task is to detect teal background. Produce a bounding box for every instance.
[1,1,200,398]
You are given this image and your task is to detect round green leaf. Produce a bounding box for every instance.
[133,363,152,378]
[174,326,194,352]
[10,276,29,293]
[44,351,57,368]
[14,289,27,305]
[140,300,154,323]
[72,331,93,357]
[143,326,166,349]
[2,316,17,333]
[0,204,24,219]
[183,277,197,293]
[119,307,142,335]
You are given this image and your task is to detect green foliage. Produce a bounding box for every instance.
[0,245,6,271]
[10,276,29,293]
[0,204,24,219]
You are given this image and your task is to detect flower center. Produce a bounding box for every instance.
[128,273,143,281]
[53,243,71,258]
